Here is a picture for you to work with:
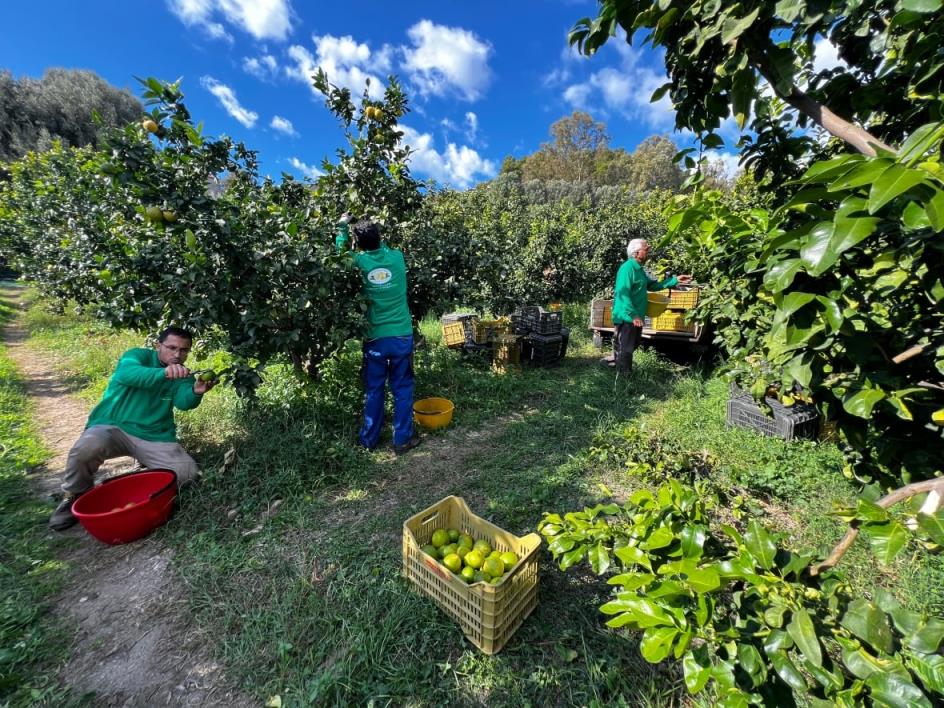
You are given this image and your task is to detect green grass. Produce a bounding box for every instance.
[0,285,73,705]
[15,293,944,705]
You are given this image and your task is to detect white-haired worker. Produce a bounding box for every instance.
[611,238,692,373]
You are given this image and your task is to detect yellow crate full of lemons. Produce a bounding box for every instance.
[646,311,697,333]
[402,495,541,654]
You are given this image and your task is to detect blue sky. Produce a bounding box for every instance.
[1,1,752,188]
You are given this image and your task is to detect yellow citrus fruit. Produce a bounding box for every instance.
[482,557,503,578]
[456,546,470,560]
[473,540,492,556]
[145,205,164,222]
[431,529,449,547]
[443,553,462,573]
[441,543,458,558]
[473,570,486,583]
[458,533,474,549]
[488,551,502,561]
[421,544,437,557]
[489,576,502,585]
[142,119,159,133]
[464,550,484,569]
[460,566,475,583]
[499,551,519,571]
[447,528,460,542]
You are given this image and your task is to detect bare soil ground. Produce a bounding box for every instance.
[2,304,252,707]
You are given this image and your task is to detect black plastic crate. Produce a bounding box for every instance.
[510,313,529,335]
[441,312,477,325]
[522,332,565,367]
[524,307,562,335]
[560,327,570,359]
[726,394,819,441]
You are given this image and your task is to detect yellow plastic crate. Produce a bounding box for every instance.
[667,287,699,310]
[492,334,522,374]
[646,311,697,333]
[442,321,467,348]
[402,496,541,654]
[472,319,511,344]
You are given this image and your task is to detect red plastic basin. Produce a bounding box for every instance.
[72,470,178,545]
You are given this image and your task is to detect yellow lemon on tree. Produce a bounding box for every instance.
[431,529,449,547]
[142,119,159,133]
[458,533,474,549]
[473,540,492,557]
[145,205,164,223]
[499,551,519,571]
[464,550,484,569]
[482,557,504,578]
[447,528,460,542]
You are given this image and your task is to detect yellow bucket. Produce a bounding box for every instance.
[646,293,670,317]
[413,397,455,430]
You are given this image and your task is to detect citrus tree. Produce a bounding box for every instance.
[543,0,944,704]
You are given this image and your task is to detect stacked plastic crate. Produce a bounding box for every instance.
[726,383,819,441]
[517,306,569,366]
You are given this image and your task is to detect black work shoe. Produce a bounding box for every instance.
[49,494,81,531]
[394,434,422,455]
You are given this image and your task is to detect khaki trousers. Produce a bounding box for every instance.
[61,425,199,495]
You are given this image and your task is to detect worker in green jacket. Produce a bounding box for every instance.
[49,326,217,530]
[612,238,692,374]
[336,215,420,454]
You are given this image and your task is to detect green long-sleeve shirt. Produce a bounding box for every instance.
[612,259,678,325]
[85,348,203,442]
[336,223,413,340]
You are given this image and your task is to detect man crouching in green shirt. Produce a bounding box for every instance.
[49,326,217,530]
[612,239,692,374]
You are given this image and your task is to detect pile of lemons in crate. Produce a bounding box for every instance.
[422,527,519,585]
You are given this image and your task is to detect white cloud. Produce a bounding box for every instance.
[399,124,496,189]
[270,115,297,136]
[167,0,293,41]
[286,34,391,100]
[701,150,742,180]
[243,54,279,80]
[561,46,676,129]
[464,112,478,143]
[812,37,846,74]
[200,77,258,128]
[401,20,492,101]
[288,157,323,179]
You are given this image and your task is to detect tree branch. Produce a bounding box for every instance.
[748,49,895,157]
[811,478,944,576]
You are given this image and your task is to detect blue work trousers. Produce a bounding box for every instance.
[360,335,415,449]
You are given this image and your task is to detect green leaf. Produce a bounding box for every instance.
[769,650,808,692]
[680,525,707,559]
[607,572,655,590]
[763,629,794,654]
[841,599,894,654]
[640,626,678,663]
[763,258,802,292]
[686,567,721,593]
[615,544,652,570]
[917,511,944,545]
[720,7,760,44]
[559,546,586,571]
[744,520,777,569]
[843,388,887,418]
[828,158,894,191]
[868,164,928,214]
[906,652,944,694]
[900,0,943,13]
[867,521,911,563]
[924,188,944,232]
[683,647,712,693]
[865,671,932,708]
[764,604,788,629]
[588,542,611,575]
[787,608,822,667]
[737,642,767,686]
[897,122,943,161]
[641,525,675,551]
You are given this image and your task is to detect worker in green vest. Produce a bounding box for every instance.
[337,215,420,454]
[49,326,217,530]
[612,238,692,374]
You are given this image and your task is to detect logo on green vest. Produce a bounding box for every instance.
[367,267,393,285]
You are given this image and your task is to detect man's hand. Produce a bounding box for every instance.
[633,317,644,327]
[677,274,694,285]
[193,377,218,395]
[164,364,191,380]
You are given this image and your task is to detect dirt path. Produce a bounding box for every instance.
[2,295,252,707]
